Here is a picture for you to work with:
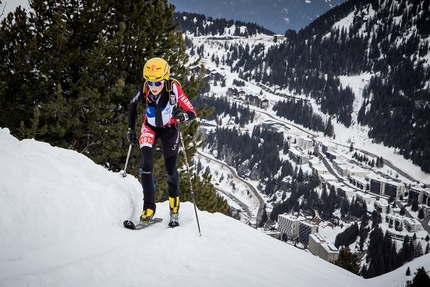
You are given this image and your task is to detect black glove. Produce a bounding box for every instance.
[127,129,137,144]
[173,107,189,122]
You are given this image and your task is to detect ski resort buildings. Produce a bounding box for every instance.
[308,233,339,263]
[277,214,318,245]
[277,214,339,263]
[310,140,430,208]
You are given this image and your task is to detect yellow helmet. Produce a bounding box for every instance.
[143,57,170,81]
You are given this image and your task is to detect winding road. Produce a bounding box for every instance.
[196,151,265,224]
[198,103,428,230]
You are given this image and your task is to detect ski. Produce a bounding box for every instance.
[123,218,163,230]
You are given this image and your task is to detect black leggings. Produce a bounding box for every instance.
[140,125,180,211]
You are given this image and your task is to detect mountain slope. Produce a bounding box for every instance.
[175,0,430,174]
[0,128,379,287]
[169,0,348,33]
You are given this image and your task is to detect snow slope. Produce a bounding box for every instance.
[192,33,430,185]
[0,127,381,287]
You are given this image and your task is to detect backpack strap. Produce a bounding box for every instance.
[166,78,181,106]
[142,78,181,105]
[166,77,181,91]
[140,82,150,100]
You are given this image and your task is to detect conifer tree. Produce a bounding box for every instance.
[259,209,268,227]
[1,0,195,168]
[0,0,228,214]
[407,267,430,287]
[418,208,425,220]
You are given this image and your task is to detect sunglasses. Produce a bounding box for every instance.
[147,81,164,87]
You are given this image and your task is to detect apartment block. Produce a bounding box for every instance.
[278,214,318,245]
[366,174,405,199]
[278,214,300,240]
[308,233,339,262]
[409,185,430,206]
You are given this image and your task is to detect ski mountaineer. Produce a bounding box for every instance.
[127,57,197,227]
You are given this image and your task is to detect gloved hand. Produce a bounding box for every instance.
[173,107,189,122]
[127,129,137,144]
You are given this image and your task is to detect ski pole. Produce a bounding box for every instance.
[122,143,133,178]
[178,124,202,236]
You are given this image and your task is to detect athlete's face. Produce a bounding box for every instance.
[147,81,164,96]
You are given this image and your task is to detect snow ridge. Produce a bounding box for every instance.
[0,128,376,286]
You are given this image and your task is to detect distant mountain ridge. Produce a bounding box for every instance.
[175,0,430,174]
[168,0,348,33]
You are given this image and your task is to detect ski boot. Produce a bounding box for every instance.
[140,208,155,224]
[168,196,180,228]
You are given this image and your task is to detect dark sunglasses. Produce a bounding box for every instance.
[147,81,164,87]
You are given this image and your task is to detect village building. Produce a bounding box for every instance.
[308,233,339,262]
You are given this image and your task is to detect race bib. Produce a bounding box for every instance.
[139,126,155,148]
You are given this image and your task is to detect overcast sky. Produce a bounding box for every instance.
[1,0,29,19]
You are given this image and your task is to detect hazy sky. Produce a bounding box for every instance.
[1,0,29,19]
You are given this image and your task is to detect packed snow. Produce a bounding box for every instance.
[0,127,385,287]
[2,2,430,286]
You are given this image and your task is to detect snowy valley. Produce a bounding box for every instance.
[0,128,380,287]
[2,0,430,286]
[181,15,430,284]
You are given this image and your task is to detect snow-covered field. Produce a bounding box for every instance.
[193,33,430,185]
[0,128,386,287]
[2,2,430,286]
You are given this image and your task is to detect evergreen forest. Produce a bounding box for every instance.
[0,0,230,215]
[173,0,430,173]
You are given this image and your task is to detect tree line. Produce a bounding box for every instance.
[361,227,425,278]
[0,0,229,215]
[205,126,285,183]
[192,95,255,127]
[174,0,430,173]
[273,99,334,136]
[173,11,274,37]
